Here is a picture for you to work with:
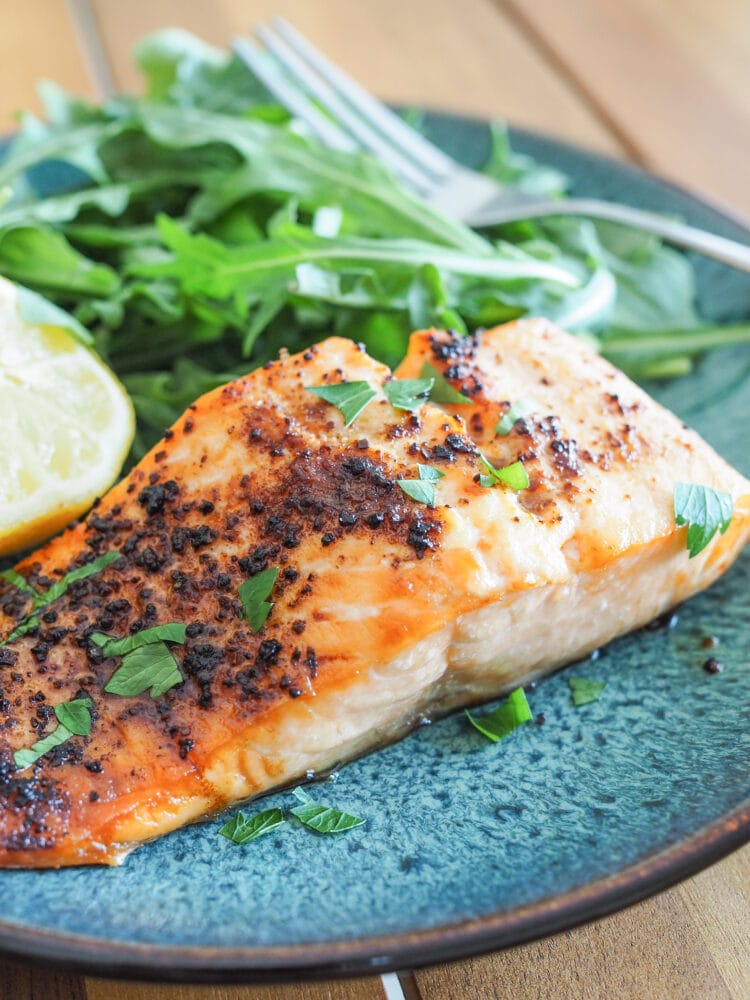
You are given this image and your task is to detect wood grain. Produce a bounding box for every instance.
[0,0,93,129]
[88,0,623,154]
[502,0,750,214]
[86,976,385,999]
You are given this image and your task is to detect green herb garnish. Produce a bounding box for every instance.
[90,622,187,657]
[104,642,184,699]
[569,677,606,707]
[0,552,120,646]
[495,398,534,436]
[306,381,377,428]
[13,697,92,770]
[478,455,530,492]
[290,787,365,834]
[419,362,472,405]
[397,464,445,506]
[383,377,434,413]
[673,483,734,558]
[238,566,279,634]
[219,807,284,845]
[466,688,532,742]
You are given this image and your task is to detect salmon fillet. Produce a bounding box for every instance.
[1,321,748,867]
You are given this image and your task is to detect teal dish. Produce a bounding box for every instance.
[0,115,748,982]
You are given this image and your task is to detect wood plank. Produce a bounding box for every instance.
[413,881,735,1000]
[502,0,750,214]
[88,0,623,154]
[678,845,750,1000]
[0,0,94,129]
[0,958,87,1000]
[86,976,385,1000]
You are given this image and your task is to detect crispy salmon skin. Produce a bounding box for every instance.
[0,322,748,867]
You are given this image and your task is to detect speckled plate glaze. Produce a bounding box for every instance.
[1,115,749,983]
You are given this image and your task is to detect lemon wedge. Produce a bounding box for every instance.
[0,277,134,556]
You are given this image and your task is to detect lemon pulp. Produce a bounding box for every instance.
[0,277,134,556]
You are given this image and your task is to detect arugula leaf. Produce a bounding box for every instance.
[219,807,284,845]
[104,642,183,698]
[290,787,365,834]
[478,455,530,492]
[54,697,93,736]
[383,376,434,412]
[495,398,534,436]
[674,483,734,558]
[466,688,532,742]
[238,566,279,633]
[569,677,606,707]
[14,698,93,770]
[306,381,377,428]
[419,362,472,404]
[397,463,445,506]
[90,622,186,657]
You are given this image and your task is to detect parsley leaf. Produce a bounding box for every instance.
[290,787,365,834]
[90,622,186,657]
[383,376,434,412]
[397,463,445,506]
[54,697,93,736]
[495,398,534,436]
[14,698,93,770]
[674,483,734,558]
[219,807,284,845]
[478,454,530,491]
[306,381,377,427]
[0,569,41,603]
[238,566,279,633]
[104,642,183,698]
[419,362,472,404]
[1,551,120,647]
[569,676,606,707]
[466,688,532,742]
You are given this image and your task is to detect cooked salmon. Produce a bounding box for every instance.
[1,322,748,867]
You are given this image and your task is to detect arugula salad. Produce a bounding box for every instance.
[0,28,748,466]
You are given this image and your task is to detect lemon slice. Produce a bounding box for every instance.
[0,277,134,556]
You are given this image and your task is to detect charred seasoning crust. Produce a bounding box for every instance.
[0,360,469,844]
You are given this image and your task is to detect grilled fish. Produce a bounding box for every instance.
[1,321,748,867]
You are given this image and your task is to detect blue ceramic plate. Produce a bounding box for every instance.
[1,115,749,982]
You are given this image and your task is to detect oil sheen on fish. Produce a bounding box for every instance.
[1,320,748,867]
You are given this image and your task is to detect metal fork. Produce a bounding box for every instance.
[233,18,750,274]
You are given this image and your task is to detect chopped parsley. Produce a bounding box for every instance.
[397,464,445,506]
[13,697,92,770]
[495,398,534,436]
[478,454,530,492]
[238,566,279,633]
[383,376,434,412]
[466,688,532,742]
[290,787,365,834]
[569,676,606,707]
[219,807,284,845]
[0,551,121,646]
[306,380,377,427]
[91,625,186,699]
[674,483,734,558]
[419,362,472,404]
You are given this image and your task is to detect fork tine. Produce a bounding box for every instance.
[255,22,438,194]
[232,37,356,153]
[271,18,455,182]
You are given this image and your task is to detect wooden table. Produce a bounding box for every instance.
[0,1,748,998]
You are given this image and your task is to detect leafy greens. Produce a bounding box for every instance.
[0,30,747,466]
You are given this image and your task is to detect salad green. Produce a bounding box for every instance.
[1,28,748,462]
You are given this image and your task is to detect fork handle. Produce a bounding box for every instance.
[465,197,750,274]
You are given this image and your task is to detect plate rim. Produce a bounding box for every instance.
[1,116,749,982]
